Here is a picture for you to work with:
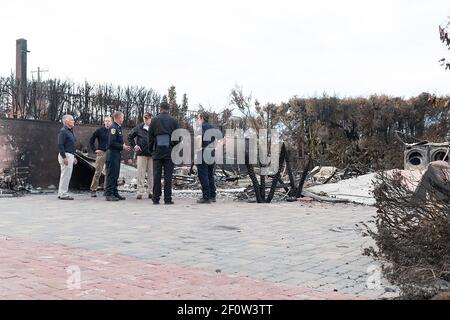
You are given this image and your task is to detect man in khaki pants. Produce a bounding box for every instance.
[128,112,154,200]
[89,117,112,197]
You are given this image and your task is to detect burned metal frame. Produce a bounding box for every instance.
[243,142,312,204]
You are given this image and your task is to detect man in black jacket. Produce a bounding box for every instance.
[89,116,111,197]
[128,112,154,200]
[148,102,180,205]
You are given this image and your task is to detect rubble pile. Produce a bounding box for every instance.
[0,147,425,206]
[115,160,403,205]
[0,167,30,197]
[0,155,424,206]
[118,164,250,199]
[305,169,424,206]
[306,173,377,205]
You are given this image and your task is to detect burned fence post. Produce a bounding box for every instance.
[266,143,287,203]
[243,141,301,204]
[259,175,266,200]
[245,137,263,203]
[323,168,338,185]
[285,148,297,196]
[296,156,312,199]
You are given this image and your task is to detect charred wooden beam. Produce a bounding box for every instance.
[296,157,312,198]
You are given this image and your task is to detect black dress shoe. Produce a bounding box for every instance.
[91,192,97,198]
[197,198,211,204]
[153,201,160,205]
[59,196,74,201]
[164,201,175,205]
[115,195,126,201]
[106,196,119,202]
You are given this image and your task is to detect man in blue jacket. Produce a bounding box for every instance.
[57,114,78,200]
[105,112,131,202]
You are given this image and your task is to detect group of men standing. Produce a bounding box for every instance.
[57,101,217,205]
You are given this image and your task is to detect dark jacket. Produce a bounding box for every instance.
[107,122,124,153]
[201,122,216,149]
[89,127,109,152]
[148,112,180,160]
[57,126,76,159]
[195,122,217,162]
[128,123,153,157]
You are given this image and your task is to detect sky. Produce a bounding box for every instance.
[1,0,450,111]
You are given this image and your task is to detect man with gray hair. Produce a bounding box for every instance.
[57,114,78,200]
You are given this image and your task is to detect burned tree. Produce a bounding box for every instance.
[0,76,165,127]
[439,19,450,70]
[269,94,450,172]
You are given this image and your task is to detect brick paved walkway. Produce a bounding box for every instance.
[0,237,359,300]
[0,194,399,300]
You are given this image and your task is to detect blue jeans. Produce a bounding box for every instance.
[197,163,216,200]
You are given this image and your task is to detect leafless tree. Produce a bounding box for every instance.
[439,19,450,70]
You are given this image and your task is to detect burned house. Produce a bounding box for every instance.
[0,118,131,191]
